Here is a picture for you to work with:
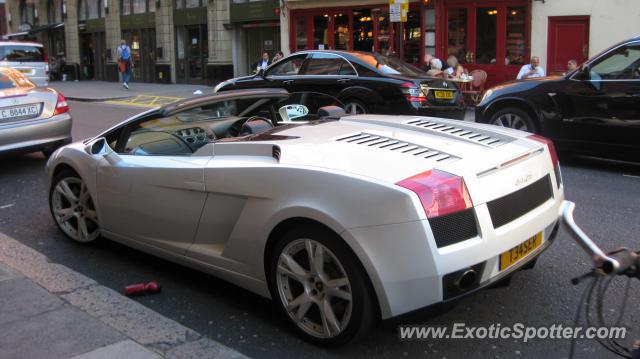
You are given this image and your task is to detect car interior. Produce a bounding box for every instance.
[107,93,345,156]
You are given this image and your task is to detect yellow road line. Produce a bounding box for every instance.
[105,95,184,107]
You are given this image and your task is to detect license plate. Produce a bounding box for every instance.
[0,104,41,121]
[499,232,543,271]
[18,69,32,74]
[434,90,454,99]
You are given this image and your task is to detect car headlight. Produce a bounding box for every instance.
[479,89,493,105]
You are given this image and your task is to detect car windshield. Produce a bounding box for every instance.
[351,52,426,77]
[0,45,45,62]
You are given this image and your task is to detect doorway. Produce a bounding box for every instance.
[445,2,529,86]
[547,16,589,75]
[244,26,280,74]
[176,24,208,84]
[122,29,156,83]
[80,32,106,80]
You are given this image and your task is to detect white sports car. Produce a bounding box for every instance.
[46,89,564,346]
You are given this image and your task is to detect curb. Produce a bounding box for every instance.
[0,232,249,359]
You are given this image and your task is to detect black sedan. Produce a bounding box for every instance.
[214,50,464,118]
[476,36,640,163]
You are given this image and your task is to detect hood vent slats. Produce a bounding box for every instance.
[336,132,459,163]
[405,119,510,147]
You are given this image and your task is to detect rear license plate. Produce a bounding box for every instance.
[0,104,40,121]
[434,90,454,100]
[499,232,542,271]
[18,69,32,74]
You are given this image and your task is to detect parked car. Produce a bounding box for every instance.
[214,51,465,118]
[476,36,640,163]
[47,88,563,345]
[0,41,49,87]
[0,67,71,156]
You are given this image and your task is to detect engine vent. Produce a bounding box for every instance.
[404,119,510,148]
[335,132,459,163]
[487,174,553,228]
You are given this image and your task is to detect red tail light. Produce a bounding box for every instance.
[527,134,558,168]
[400,82,427,104]
[53,92,69,116]
[397,170,473,218]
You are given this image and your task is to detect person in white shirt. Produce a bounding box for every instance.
[516,56,545,80]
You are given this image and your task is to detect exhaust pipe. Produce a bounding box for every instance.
[456,269,477,291]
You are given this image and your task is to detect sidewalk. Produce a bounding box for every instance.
[49,81,213,102]
[0,232,248,359]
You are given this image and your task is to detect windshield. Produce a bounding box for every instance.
[0,45,45,62]
[351,52,426,77]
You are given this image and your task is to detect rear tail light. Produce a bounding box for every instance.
[400,82,427,104]
[528,134,562,188]
[53,92,69,116]
[397,169,473,218]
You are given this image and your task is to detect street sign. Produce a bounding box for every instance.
[389,0,408,22]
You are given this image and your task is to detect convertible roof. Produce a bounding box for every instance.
[160,88,290,117]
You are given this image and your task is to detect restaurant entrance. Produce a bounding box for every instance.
[444,0,530,86]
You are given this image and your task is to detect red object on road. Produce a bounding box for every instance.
[124,281,161,296]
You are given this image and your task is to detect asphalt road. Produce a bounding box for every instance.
[1,101,639,358]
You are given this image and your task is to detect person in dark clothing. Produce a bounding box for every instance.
[253,52,270,74]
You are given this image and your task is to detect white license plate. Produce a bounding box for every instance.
[0,104,40,120]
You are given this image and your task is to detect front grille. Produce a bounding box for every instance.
[487,175,553,228]
[429,208,478,248]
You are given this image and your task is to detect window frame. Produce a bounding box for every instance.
[571,41,640,83]
[264,53,310,78]
[300,52,359,77]
[121,0,155,15]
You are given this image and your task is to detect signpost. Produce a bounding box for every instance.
[389,0,407,58]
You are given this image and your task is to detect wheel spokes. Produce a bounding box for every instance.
[77,216,89,242]
[56,180,77,202]
[278,254,308,283]
[55,208,74,223]
[320,298,341,337]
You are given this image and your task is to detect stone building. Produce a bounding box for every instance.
[3,0,235,84]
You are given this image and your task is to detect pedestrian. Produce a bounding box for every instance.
[117,40,133,89]
[516,56,545,80]
[567,59,578,73]
[253,52,270,74]
[272,51,284,63]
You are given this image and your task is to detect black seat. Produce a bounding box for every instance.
[239,118,273,136]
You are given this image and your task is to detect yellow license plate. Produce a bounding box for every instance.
[434,90,454,99]
[18,69,32,74]
[499,232,543,271]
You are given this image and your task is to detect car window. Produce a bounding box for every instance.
[117,98,278,155]
[0,45,45,62]
[350,52,426,77]
[0,69,34,90]
[302,53,356,76]
[267,54,307,76]
[590,45,640,80]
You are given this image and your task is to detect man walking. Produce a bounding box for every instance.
[516,56,545,80]
[117,40,133,89]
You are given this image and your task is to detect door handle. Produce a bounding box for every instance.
[283,80,294,85]
[337,78,351,84]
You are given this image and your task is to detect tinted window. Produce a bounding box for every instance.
[590,45,640,80]
[0,45,45,62]
[267,54,307,76]
[351,52,426,77]
[303,54,355,76]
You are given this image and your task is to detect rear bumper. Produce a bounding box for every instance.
[0,114,72,154]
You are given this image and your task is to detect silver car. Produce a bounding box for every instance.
[0,67,72,156]
[0,41,49,87]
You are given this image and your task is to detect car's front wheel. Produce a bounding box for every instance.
[343,99,368,115]
[490,107,537,133]
[268,226,376,346]
[49,170,101,243]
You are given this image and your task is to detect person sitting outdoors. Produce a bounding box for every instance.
[445,55,467,79]
[516,56,545,80]
[423,53,434,72]
[426,58,444,77]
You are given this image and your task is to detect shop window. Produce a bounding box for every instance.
[20,0,36,25]
[133,0,145,13]
[424,8,436,58]
[121,0,132,14]
[334,13,350,50]
[506,7,526,65]
[313,15,329,50]
[175,0,202,9]
[476,7,497,64]
[87,0,100,18]
[353,9,373,52]
[447,8,467,64]
[295,16,307,51]
[403,10,421,65]
[122,0,155,14]
[377,11,391,55]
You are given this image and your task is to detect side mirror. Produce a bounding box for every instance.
[84,137,113,156]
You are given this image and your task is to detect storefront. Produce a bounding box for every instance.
[173,0,208,84]
[286,0,532,86]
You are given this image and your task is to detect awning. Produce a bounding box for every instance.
[1,23,64,39]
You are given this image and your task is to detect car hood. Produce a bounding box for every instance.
[217,115,546,184]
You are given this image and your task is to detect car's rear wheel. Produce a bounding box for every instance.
[268,226,375,346]
[49,170,100,243]
[490,107,537,133]
[343,99,368,115]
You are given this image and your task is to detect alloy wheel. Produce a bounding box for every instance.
[276,238,353,339]
[345,102,366,115]
[51,177,100,243]
[492,113,529,131]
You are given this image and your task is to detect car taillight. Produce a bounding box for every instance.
[400,82,427,104]
[528,134,562,188]
[397,169,473,218]
[53,92,69,116]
